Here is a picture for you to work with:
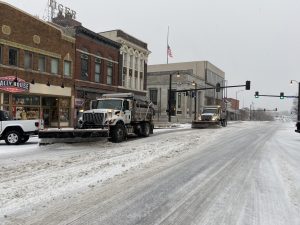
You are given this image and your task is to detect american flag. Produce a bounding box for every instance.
[167,45,173,58]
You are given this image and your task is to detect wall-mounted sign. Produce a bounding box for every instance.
[0,76,30,93]
[75,98,85,107]
[49,0,76,19]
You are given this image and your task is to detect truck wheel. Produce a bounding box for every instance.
[141,123,150,137]
[111,124,125,143]
[20,135,30,144]
[5,130,21,145]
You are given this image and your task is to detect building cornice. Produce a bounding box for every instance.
[76,26,121,49]
[0,39,62,59]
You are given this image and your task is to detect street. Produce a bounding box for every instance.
[0,121,300,225]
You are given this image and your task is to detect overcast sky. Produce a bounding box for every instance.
[2,0,300,111]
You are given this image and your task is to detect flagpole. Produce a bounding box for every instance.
[167,26,169,64]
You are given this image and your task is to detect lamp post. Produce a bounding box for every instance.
[192,81,197,121]
[235,90,244,120]
[168,72,180,122]
[290,80,300,123]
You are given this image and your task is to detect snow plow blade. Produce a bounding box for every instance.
[191,121,219,128]
[38,129,109,145]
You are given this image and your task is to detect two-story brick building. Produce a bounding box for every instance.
[0,1,75,127]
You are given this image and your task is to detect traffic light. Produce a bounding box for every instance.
[245,80,251,90]
[216,83,221,92]
[280,92,284,99]
[255,91,259,98]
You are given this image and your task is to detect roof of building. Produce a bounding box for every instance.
[100,29,148,50]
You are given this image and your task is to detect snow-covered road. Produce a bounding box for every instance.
[0,121,299,225]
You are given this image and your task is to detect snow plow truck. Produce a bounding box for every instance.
[39,93,155,143]
[192,105,227,128]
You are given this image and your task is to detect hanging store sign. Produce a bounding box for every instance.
[75,98,85,107]
[0,76,30,93]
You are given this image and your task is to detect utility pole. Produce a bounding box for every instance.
[168,74,172,122]
[193,82,197,121]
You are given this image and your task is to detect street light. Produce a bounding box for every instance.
[192,81,198,121]
[235,90,244,120]
[168,72,180,122]
[290,80,300,123]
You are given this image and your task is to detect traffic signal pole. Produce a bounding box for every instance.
[298,82,300,122]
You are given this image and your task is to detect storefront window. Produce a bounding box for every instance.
[59,98,70,126]
[42,97,58,107]
[12,95,40,106]
[11,95,40,120]
[3,94,9,104]
[15,107,40,120]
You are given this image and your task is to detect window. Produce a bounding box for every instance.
[140,59,144,71]
[107,62,113,85]
[123,53,127,67]
[50,58,59,74]
[135,57,138,69]
[140,72,144,90]
[149,89,158,105]
[122,68,126,87]
[134,71,138,89]
[64,60,71,76]
[0,46,2,64]
[129,55,133,68]
[95,62,101,83]
[24,51,33,69]
[177,93,182,108]
[81,54,89,80]
[129,75,132,88]
[9,48,18,66]
[38,55,46,72]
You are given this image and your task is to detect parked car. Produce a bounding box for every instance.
[0,110,43,145]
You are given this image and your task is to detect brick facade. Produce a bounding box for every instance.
[0,2,75,127]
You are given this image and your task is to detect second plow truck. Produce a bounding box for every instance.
[39,93,155,144]
[192,105,227,128]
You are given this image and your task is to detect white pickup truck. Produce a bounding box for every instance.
[0,110,43,145]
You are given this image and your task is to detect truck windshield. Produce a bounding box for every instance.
[203,109,218,114]
[97,100,123,110]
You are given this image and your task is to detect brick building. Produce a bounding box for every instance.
[72,26,122,112]
[0,2,75,127]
